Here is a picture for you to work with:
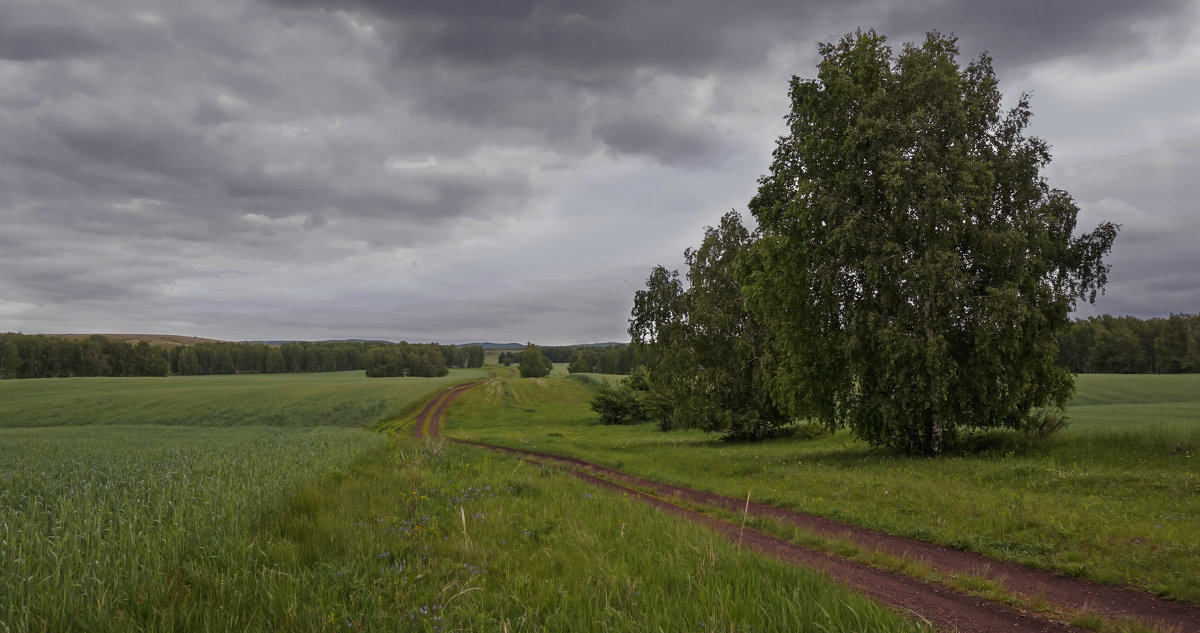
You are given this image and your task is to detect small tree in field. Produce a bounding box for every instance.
[743,30,1118,454]
[518,343,550,378]
[629,212,787,439]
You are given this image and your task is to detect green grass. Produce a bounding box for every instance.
[0,424,384,631]
[0,424,929,632]
[0,369,488,428]
[443,374,1200,603]
[167,438,930,632]
[0,368,935,630]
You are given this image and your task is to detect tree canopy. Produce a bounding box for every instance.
[363,343,448,378]
[629,212,786,439]
[518,343,551,378]
[742,30,1118,454]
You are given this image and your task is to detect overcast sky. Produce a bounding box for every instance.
[2,0,1197,344]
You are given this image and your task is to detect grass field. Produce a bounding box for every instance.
[198,438,930,632]
[444,374,1200,603]
[0,425,384,631]
[0,369,488,428]
[0,368,932,631]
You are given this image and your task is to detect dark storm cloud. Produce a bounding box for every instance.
[267,0,1198,80]
[265,0,856,164]
[0,9,103,61]
[1056,137,1200,318]
[881,0,1199,69]
[594,114,722,166]
[272,0,770,77]
[261,0,1200,167]
[1,0,1196,340]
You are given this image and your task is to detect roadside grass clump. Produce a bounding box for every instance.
[0,425,383,632]
[443,373,1200,603]
[156,437,931,632]
[0,368,487,428]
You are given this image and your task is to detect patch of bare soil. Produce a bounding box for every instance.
[412,382,482,439]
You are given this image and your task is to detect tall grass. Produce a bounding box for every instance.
[151,438,930,631]
[0,369,488,428]
[443,374,1200,603]
[0,425,384,631]
[0,426,928,631]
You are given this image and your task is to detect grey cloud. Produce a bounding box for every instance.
[881,0,1199,71]
[2,0,1196,341]
[268,0,851,165]
[595,114,722,166]
[1055,136,1200,318]
[274,0,745,78]
[0,15,103,61]
[1146,274,1200,294]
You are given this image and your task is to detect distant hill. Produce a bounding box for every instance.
[466,342,626,350]
[40,335,627,349]
[469,342,526,350]
[251,339,393,346]
[46,333,224,346]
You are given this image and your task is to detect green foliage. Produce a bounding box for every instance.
[518,343,551,378]
[743,30,1118,454]
[589,380,647,425]
[441,344,486,369]
[1018,406,1069,442]
[0,333,169,378]
[1057,314,1200,374]
[364,343,449,378]
[566,345,636,374]
[630,213,788,440]
[0,334,487,379]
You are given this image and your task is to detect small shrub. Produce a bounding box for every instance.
[1019,407,1069,442]
[589,382,647,425]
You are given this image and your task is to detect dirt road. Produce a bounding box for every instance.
[410,381,482,439]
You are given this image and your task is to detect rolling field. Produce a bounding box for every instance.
[0,368,488,428]
[444,374,1200,604]
[0,369,930,631]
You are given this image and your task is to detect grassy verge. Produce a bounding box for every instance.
[443,374,1200,603]
[0,368,488,428]
[172,438,932,631]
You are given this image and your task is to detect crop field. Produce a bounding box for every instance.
[0,424,385,631]
[444,374,1200,604]
[0,368,488,428]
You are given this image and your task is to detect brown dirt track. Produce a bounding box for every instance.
[415,382,1200,633]
[411,381,483,439]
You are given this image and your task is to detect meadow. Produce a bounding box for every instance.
[0,369,929,631]
[444,374,1200,604]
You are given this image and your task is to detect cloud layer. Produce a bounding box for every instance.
[2,0,1197,342]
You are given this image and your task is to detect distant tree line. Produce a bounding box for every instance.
[0,333,170,378]
[170,341,374,375]
[1057,314,1200,374]
[364,343,451,378]
[496,344,637,375]
[0,333,483,379]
